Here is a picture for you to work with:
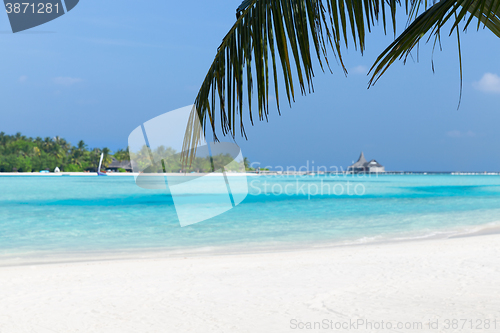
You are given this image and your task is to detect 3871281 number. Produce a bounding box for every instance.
[443,319,497,330]
[5,3,59,14]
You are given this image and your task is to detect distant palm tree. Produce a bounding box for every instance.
[53,136,70,151]
[243,157,254,171]
[77,140,87,152]
[51,145,65,160]
[0,132,6,146]
[42,137,53,152]
[185,0,500,153]
[113,148,130,162]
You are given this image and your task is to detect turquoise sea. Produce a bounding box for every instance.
[1,174,500,263]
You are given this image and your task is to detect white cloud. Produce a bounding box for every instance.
[53,77,83,86]
[447,130,476,138]
[351,65,368,75]
[473,73,500,94]
[18,75,27,83]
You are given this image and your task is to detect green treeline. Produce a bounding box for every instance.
[0,132,254,173]
[0,132,129,172]
[131,145,245,173]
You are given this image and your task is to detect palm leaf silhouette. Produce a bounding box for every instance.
[182,0,500,162]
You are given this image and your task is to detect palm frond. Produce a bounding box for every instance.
[369,0,500,86]
[183,0,500,162]
[184,0,401,160]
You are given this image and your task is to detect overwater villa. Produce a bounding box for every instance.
[348,152,385,173]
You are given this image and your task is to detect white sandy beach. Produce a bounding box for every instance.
[1,235,499,333]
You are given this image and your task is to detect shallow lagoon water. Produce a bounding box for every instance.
[1,174,500,260]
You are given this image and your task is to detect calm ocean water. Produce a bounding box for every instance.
[1,174,500,262]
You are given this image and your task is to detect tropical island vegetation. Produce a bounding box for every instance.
[131,144,245,173]
[0,132,129,172]
[0,132,259,173]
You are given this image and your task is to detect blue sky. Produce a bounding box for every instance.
[0,0,499,171]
